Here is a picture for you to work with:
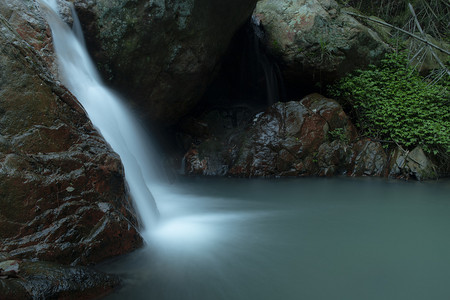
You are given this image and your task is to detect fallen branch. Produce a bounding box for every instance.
[344,10,450,56]
[407,3,450,76]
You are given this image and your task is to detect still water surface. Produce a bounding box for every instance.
[102,177,450,300]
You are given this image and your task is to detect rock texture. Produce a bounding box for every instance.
[0,0,142,265]
[0,260,119,299]
[73,0,259,125]
[253,0,389,85]
[183,93,388,177]
[389,146,438,180]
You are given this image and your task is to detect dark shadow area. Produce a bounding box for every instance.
[197,16,287,113]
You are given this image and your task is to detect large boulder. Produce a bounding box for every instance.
[183,93,389,177]
[253,0,389,85]
[73,0,259,125]
[0,0,142,265]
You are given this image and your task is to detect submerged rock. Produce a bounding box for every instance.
[253,0,389,85]
[73,0,259,125]
[0,260,119,299]
[0,0,142,265]
[183,93,391,177]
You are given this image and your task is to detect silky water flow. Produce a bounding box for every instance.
[39,0,159,235]
[39,0,224,261]
[38,2,450,300]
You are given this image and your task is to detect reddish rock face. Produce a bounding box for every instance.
[184,93,388,177]
[0,0,142,265]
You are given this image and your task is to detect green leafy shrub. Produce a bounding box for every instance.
[328,128,350,143]
[330,52,450,155]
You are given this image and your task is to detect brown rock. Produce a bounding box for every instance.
[0,0,142,265]
[186,93,369,177]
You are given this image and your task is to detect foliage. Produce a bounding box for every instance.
[328,128,350,143]
[329,52,450,155]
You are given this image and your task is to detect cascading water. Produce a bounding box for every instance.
[249,15,285,106]
[38,0,159,236]
[36,2,450,300]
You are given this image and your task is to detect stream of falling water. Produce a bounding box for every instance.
[37,2,450,300]
[38,0,159,235]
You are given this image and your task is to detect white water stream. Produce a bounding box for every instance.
[39,0,159,235]
[37,3,450,300]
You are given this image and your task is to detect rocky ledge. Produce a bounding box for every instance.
[182,94,437,180]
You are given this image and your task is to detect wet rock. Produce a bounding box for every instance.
[182,105,255,176]
[349,139,387,176]
[389,146,438,180]
[185,148,209,176]
[73,0,259,125]
[228,94,356,177]
[0,260,20,279]
[0,0,142,265]
[253,0,389,85]
[0,260,119,300]
[183,93,385,177]
[0,0,56,73]
[317,140,353,176]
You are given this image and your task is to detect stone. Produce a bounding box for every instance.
[0,260,119,299]
[389,146,438,180]
[182,93,385,178]
[0,0,142,265]
[227,94,358,177]
[253,0,389,86]
[0,260,20,278]
[73,0,259,125]
[350,139,387,176]
[317,140,353,176]
[0,0,57,73]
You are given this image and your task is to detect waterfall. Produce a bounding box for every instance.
[249,16,285,106]
[38,0,159,237]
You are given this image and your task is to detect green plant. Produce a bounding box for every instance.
[312,151,319,163]
[318,37,332,63]
[330,52,450,156]
[271,40,282,52]
[329,128,350,143]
